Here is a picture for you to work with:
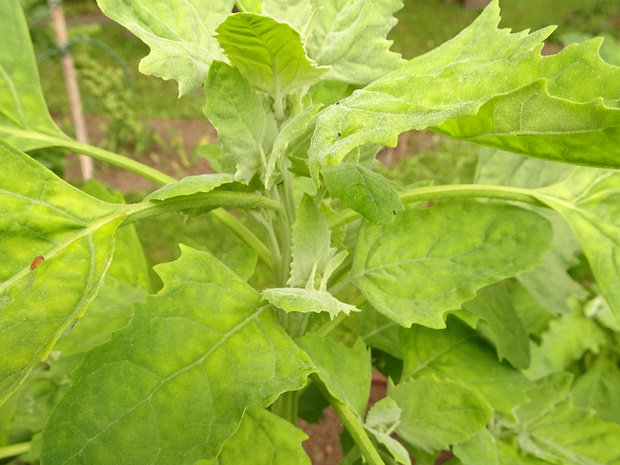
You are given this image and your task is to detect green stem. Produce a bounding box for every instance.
[327,183,547,230]
[122,191,285,226]
[312,374,385,465]
[270,390,300,425]
[60,139,177,186]
[209,208,274,271]
[0,442,30,460]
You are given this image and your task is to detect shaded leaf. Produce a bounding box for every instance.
[351,200,552,328]
[97,0,233,95]
[221,247,258,281]
[204,61,278,182]
[454,430,550,465]
[53,276,146,356]
[324,163,403,224]
[216,14,326,104]
[0,0,70,151]
[201,407,310,465]
[534,167,620,322]
[297,335,371,418]
[516,375,620,465]
[308,1,620,177]
[572,358,620,425]
[400,318,533,413]
[263,287,359,319]
[0,140,125,405]
[524,306,607,380]
[460,283,530,369]
[389,377,492,453]
[41,246,314,464]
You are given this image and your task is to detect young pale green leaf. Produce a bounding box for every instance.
[0,0,71,151]
[297,335,371,418]
[516,376,620,465]
[42,245,314,464]
[323,163,403,224]
[533,167,620,321]
[83,180,151,290]
[289,194,337,288]
[308,0,620,178]
[0,140,126,405]
[200,407,311,465]
[265,0,404,85]
[476,150,587,315]
[144,174,234,201]
[572,358,620,425]
[351,200,552,328]
[364,398,411,465]
[216,14,326,106]
[53,276,146,356]
[265,104,322,188]
[389,377,492,454]
[263,287,359,319]
[97,0,233,96]
[221,247,259,281]
[524,306,607,380]
[204,61,278,182]
[460,283,530,369]
[400,318,533,413]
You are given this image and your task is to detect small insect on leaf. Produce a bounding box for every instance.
[337,132,341,137]
[30,256,44,270]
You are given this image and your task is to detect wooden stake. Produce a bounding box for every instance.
[48,0,94,181]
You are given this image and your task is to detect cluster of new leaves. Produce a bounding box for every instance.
[1,0,620,464]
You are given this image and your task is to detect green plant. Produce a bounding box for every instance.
[2,1,620,464]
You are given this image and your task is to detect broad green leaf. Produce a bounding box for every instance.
[265,104,322,188]
[323,163,403,224]
[476,150,587,315]
[53,276,146,356]
[216,14,326,107]
[308,0,620,177]
[0,140,126,405]
[364,397,411,465]
[201,407,310,465]
[263,288,359,319]
[144,174,234,201]
[41,245,314,464]
[351,199,552,328]
[460,283,530,369]
[288,194,337,288]
[388,377,492,453]
[534,168,620,321]
[514,373,573,426]
[516,376,620,465]
[97,0,233,96]
[265,0,404,85]
[400,318,533,413]
[204,61,278,183]
[83,180,151,290]
[297,335,371,418]
[524,306,607,380]
[0,0,70,150]
[572,358,620,425]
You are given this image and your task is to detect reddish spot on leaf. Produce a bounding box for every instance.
[30,256,44,270]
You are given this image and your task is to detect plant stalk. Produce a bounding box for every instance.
[0,442,30,460]
[270,390,300,425]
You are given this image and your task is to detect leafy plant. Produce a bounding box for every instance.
[1,0,620,464]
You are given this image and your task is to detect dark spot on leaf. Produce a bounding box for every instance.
[337,132,341,137]
[393,210,396,215]
[30,256,44,270]
[336,101,339,105]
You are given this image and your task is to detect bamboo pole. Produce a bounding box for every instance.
[48,0,94,181]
